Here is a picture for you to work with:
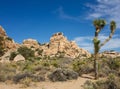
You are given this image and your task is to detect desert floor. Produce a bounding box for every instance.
[0,74,94,89]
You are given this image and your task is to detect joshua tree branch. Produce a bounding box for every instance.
[99,31,114,48]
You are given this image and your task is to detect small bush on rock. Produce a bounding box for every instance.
[9,52,18,61]
[17,46,35,60]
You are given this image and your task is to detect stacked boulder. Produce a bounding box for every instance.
[42,32,91,58]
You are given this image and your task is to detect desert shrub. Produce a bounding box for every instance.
[20,77,32,87]
[37,49,43,55]
[98,57,120,77]
[21,61,35,73]
[35,57,42,61]
[0,63,16,82]
[13,73,33,83]
[50,59,60,68]
[9,52,18,61]
[48,68,78,82]
[17,46,35,60]
[83,74,120,89]
[72,59,94,76]
[55,51,65,58]
[83,80,95,89]
[0,74,7,82]
[107,58,120,70]
[41,60,50,67]
[32,75,45,82]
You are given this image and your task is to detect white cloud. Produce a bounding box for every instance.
[54,6,81,22]
[73,34,120,53]
[74,36,93,52]
[87,0,120,28]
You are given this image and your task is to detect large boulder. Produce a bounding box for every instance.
[13,54,25,62]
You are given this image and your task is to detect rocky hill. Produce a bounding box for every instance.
[0,26,91,62]
[0,26,19,51]
[41,32,91,58]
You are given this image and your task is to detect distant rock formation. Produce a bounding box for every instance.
[100,51,120,58]
[41,32,91,58]
[22,39,40,49]
[0,26,19,51]
[0,26,91,61]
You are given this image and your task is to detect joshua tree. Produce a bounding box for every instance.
[93,19,116,79]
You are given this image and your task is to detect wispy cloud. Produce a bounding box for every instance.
[87,0,120,28]
[73,34,120,53]
[54,6,81,22]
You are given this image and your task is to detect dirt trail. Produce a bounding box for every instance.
[0,74,94,89]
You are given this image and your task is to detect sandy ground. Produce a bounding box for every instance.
[0,74,94,89]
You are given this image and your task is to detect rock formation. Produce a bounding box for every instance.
[0,26,91,61]
[100,51,120,58]
[0,26,19,51]
[0,26,7,36]
[41,32,91,58]
[22,39,40,49]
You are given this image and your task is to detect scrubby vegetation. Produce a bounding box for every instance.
[0,50,120,88]
[83,73,120,89]
[17,46,35,60]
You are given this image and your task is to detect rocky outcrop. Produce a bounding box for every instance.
[0,50,13,63]
[100,51,120,58]
[41,32,91,58]
[0,26,19,51]
[0,26,91,60]
[22,39,40,49]
[0,26,7,37]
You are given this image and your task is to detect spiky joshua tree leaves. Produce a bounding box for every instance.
[93,19,116,79]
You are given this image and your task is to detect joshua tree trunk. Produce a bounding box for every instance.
[94,52,99,79]
[93,28,100,80]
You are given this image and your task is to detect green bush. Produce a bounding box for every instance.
[72,59,93,76]
[17,46,35,59]
[83,74,120,89]
[0,63,16,82]
[9,52,18,61]
[98,57,120,77]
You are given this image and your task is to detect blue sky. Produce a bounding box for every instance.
[0,0,120,52]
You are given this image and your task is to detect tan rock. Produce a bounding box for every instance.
[0,26,7,36]
[42,32,91,58]
[0,50,12,63]
[22,39,40,49]
[0,26,19,51]
[4,38,19,50]
[100,51,120,58]
[14,54,25,62]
